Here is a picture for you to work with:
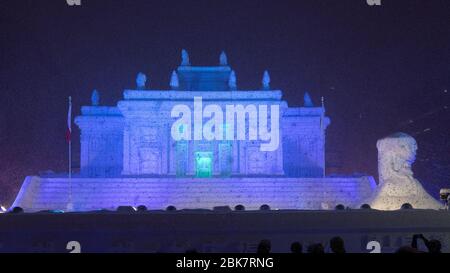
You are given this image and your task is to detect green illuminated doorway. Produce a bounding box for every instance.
[195,152,213,178]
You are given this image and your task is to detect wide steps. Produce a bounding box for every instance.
[13,176,376,211]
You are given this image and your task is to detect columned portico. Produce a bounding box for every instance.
[117,90,288,177]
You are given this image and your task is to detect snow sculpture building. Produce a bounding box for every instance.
[12,50,380,212]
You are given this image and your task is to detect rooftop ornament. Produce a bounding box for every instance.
[181,49,190,66]
[303,92,314,107]
[262,70,270,90]
[219,51,228,66]
[228,70,237,91]
[170,70,179,90]
[136,72,147,90]
[91,89,100,106]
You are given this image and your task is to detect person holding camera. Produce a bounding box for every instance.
[411,234,442,253]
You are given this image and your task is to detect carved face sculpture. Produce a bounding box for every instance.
[387,133,417,169]
[373,132,442,210]
[377,133,418,178]
[400,137,417,166]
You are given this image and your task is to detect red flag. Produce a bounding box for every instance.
[65,128,71,143]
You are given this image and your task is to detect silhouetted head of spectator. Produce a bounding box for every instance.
[401,203,413,210]
[396,246,419,253]
[335,204,345,210]
[10,207,24,214]
[185,248,198,253]
[426,239,442,253]
[257,239,271,254]
[137,205,147,212]
[330,237,346,254]
[260,204,271,211]
[307,243,325,254]
[166,205,177,211]
[234,204,245,211]
[290,242,303,253]
[360,204,371,209]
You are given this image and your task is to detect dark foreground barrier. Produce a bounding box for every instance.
[0,209,449,253]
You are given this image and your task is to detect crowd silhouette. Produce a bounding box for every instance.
[251,234,442,254]
[4,205,445,253]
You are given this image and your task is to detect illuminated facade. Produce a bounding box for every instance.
[75,53,330,179]
[12,51,377,211]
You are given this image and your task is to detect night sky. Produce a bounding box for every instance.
[1,0,449,205]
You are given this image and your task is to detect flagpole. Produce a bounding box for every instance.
[67,96,73,211]
[321,96,326,178]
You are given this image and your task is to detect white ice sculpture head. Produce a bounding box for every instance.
[136,72,147,90]
[377,133,417,181]
[369,132,441,210]
[262,70,270,90]
[181,49,190,66]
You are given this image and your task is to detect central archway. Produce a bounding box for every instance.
[195,152,213,178]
